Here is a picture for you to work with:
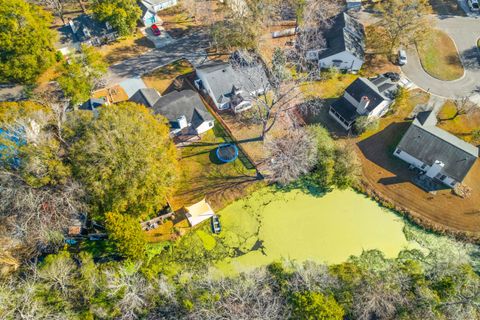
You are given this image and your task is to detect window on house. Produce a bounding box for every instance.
[421,164,427,169]
[395,149,401,154]
[440,175,446,181]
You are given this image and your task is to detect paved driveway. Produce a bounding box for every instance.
[402,15,480,101]
[106,30,210,86]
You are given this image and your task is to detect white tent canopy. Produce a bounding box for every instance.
[185,198,214,226]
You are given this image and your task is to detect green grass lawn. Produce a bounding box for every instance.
[142,59,194,94]
[168,125,261,213]
[417,29,464,81]
[300,74,358,100]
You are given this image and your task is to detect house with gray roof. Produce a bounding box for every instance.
[306,13,365,73]
[329,75,397,130]
[394,110,478,188]
[57,14,118,55]
[139,0,177,26]
[194,61,269,113]
[130,89,214,137]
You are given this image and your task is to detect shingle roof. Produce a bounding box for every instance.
[129,88,161,108]
[58,14,115,44]
[317,13,365,60]
[330,96,358,123]
[79,98,106,111]
[196,62,269,104]
[397,111,478,181]
[345,78,387,112]
[151,90,214,125]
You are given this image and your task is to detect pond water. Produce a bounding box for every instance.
[213,187,420,274]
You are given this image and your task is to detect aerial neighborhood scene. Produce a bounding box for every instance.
[2,0,480,318]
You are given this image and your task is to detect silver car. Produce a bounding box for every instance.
[398,50,407,66]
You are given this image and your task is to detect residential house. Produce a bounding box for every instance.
[195,62,269,113]
[139,0,178,26]
[78,97,107,116]
[306,13,365,73]
[329,75,397,130]
[130,88,215,137]
[394,110,479,188]
[57,14,118,54]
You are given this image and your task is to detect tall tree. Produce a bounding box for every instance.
[0,0,57,84]
[265,128,317,185]
[333,143,361,189]
[70,102,178,217]
[373,0,432,55]
[92,0,141,36]
[57,44,108,106]
[105,212,147,260]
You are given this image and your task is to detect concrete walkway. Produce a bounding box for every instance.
[401,15,480,102]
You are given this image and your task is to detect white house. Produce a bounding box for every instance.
[195,62,269,113]
[394,110,478,188]
[130,89,214,137]
[329,75,397,130]
[139,0,178,26]
[306,13,365,73]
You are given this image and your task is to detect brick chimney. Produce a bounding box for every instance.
[357,96,370,114]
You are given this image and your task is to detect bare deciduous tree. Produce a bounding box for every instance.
[0,171,85,261]
[265,128,317,184]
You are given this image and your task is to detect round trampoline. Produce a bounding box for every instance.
[216,143,239,163]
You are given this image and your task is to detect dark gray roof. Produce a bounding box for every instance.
[130,88,161,108]
[57,14,116,45]
[345,77,387,111]
[330,96,358,123]
[318,13,365,60]
[79,98,106,111]
[196,62,269,104]
[151,90,214,125]
[397,111,478,181]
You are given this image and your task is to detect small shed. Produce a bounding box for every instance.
[185,199,215,227]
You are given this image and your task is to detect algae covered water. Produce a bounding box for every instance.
[214,187,418,274]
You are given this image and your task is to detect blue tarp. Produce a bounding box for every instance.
[0,128,25,168]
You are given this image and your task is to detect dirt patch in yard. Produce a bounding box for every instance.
[92,85,129,104]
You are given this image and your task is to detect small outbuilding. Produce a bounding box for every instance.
[185,199,215,227]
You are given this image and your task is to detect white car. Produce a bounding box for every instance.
[468,0,480,11]
[398,50,407,66]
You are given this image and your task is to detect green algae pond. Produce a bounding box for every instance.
[210,187,421,274]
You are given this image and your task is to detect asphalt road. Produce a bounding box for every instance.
[402,15,480,101]
[106,30,210,86]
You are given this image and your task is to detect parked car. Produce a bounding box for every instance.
[383,72,401,82]
[397,50,407,66]
[468,0,480,11]
[151,24,161,36]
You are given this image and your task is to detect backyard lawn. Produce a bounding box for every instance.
[98,33,154,65]
[142,59,194,94]
[301,74,358,100]
[168,126,261,213]
[416,29,464,81]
